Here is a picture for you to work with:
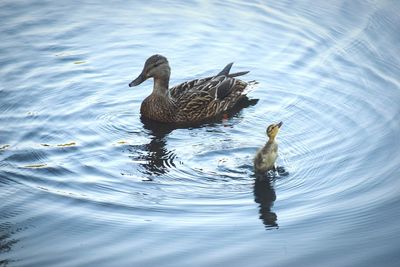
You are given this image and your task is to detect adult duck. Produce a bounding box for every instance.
[128,54,255,124]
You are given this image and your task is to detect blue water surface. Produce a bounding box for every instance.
[1,0,400,266]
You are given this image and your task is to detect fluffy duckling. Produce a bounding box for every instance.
[254,122,283,173]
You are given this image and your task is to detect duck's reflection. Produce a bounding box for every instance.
[128,117,176,176]
[129,97,258,177]
[0,229,19,266]
[253,175,278,229]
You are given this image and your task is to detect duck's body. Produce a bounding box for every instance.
[254,122,283,173]
[129,55,253,124]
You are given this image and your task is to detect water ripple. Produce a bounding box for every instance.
[1,0,400,266]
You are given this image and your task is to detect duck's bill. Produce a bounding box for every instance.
[277,121,283,128]
[129,73,145,87]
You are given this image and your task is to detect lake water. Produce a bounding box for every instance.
[1,0,400,266]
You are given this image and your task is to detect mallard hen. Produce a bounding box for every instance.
[128,54,254,124]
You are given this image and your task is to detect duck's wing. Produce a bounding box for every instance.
[168,63,252,122]
[170,76,213,99]
[173,75,249,122]
[174,75,248,101]
[170,62,249,99]
[197,75,238,100]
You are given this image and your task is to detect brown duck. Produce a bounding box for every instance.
[129,54,254,124]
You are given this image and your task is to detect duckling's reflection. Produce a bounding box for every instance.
[253,175,278,229]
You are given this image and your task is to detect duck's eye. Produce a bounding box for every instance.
[153,62,161,68]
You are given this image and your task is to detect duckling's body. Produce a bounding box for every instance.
[254,140,278,173]
[129,54,254,124]
[254,122,282,173]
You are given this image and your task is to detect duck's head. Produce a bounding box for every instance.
[129,54,170,87]
[266,121,283,140]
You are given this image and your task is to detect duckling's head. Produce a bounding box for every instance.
[129,54,170,87]
[266,121,283,140]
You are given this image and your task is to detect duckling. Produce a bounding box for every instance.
[254,122,283,173]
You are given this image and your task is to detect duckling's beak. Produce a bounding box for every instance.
[129,72,146,87]
[277,121,283,128]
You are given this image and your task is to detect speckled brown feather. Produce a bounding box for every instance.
[133,56,253,124]
[141,77,249,124]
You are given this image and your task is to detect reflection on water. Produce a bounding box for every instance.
[129,118,176,176]
[253,176,278,229]
[0,223,19,267]
[1,0,400,266]
[132,96,258,176]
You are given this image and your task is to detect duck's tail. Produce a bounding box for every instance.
[217,62,234,76]
[228,71,250,78]
[217,62,250,78]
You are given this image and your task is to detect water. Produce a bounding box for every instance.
[1,0,400,266]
